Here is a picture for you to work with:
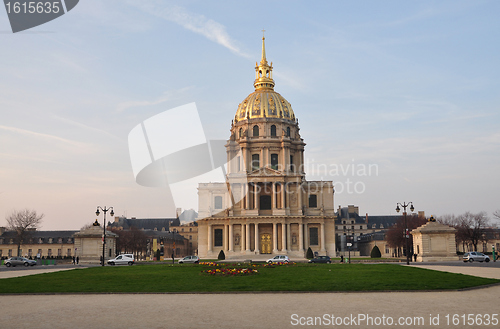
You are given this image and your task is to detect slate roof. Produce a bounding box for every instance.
[107,217,180,231]
[0,230,78,244]
[336,206,401,229]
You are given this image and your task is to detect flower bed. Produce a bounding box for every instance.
[202,267,259,276]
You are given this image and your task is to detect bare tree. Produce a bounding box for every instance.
[386,214,427,256]
[439,212,490,252]
[6,209,44,256]
[493,210,500,224]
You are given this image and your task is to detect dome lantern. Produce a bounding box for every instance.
[235,33,295,123]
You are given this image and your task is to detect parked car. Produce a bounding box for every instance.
[107,254,134,266]
[4,256,37,267]
[266,255,290,263]
[178,256,199,264]
[308,256,332,263]
[463,252,490,263]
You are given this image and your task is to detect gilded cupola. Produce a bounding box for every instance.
[234,35,296,123]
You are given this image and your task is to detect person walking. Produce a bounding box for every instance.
[76,256,79,265]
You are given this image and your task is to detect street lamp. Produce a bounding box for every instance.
[95,206,114,266]
[396,202,414,265]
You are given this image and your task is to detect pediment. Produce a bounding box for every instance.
[248,167,282,176]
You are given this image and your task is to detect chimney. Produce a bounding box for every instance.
[365,213,369,223]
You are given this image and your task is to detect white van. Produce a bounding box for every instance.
[107,254,134,266]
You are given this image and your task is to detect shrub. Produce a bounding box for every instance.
[218,250,225,260]
[370,245,382,258]
[306,247,314,259]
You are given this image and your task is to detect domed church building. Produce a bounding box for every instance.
[196,36,336,259]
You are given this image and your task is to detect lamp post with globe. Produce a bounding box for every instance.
[96,206,114,266]
[396,202,414,265]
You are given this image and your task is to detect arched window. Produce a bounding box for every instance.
[270,125,276,137]
[239,128,243,138]
[286,127,291,137]
[253,125,259,137]
[251,154,260,170]
[214,196,223,209]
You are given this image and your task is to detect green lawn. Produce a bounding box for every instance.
[0,263,497,294]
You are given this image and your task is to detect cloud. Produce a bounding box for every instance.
[0,124,88,149]
[126,1,249,58]
[115,87,193,112]
[51,114,120,141]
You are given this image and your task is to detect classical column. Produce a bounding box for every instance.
[272,182,276,210]
[253,184,257,209]
[298,183,303,214]
[254,183,259,210]
[286,223,291,251]
[281,182,285,209]
[281,222,286,252]
[208,224,212,252]
[244,183,249,210]
[229,223,233,252]
[224,224,228,251]
[320,222,326,252]
[298,222,304,252]
[246,223,251,252]
[304,223,309,250]
[240,224,245,253]
[254,223,259,253]
[273,223,278,253]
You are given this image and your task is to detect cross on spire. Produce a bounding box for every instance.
[262,29,266,39]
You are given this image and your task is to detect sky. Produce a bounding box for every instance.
[1,1,499,230]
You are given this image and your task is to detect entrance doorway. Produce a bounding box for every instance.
[260,233,272,254]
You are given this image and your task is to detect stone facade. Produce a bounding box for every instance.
[197,36,336,259]
[73,225,117,264]
[412,221,457,262]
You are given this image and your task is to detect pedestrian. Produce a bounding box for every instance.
[171,253,174,264]
[72,256,75,265]
[76,256,79,265]
[413,253,417,262]
[340,255,344,263]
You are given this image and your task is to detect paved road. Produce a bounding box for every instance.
[1,263,499,329]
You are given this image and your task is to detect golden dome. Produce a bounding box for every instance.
[234,35,296,123]
[235,89,295,121]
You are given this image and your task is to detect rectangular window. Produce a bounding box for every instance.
[214,229,223,247]
[251,154,260,170]
[37,249,42,256]
[28,249,32,257]
[308,194,317,208]
[8,249,12,257]
[48,249,52,257]
[289,155,294,172]
[236,156,241,172]
[67,249,71,257]
[214,196,223,209]
[385,245,389,254]
[58,249,62,257]
[271,153,278,170]
[309,227,319,246]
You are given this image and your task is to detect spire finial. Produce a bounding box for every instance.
[261,29,267,64]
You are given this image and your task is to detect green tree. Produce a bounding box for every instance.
[306,247,314,259]
[370,245,382,258]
